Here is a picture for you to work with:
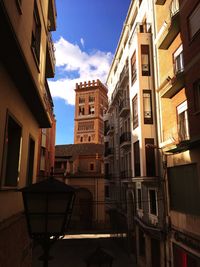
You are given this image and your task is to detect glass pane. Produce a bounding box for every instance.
[47,215,65,234]
[48,193,71,213]
[29,215,46,233]
[26,193,46,213]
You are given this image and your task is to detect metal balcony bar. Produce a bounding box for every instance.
[120,132,131,144]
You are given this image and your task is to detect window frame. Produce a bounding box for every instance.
[188,2,200,41]
[31,0,41,67]
[1,111,22,189]
[143,90,153,124]
[132,94,138,129]
[141,45,151,76]
[176,101,189,141]
[148,188,158,216]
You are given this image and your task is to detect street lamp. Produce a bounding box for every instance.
[20,177,75,267]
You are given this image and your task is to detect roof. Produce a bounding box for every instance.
[55,143,104,160]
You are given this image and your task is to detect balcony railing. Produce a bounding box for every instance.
[119,98,130,117]
[48,0,57,31]
[119,63,129,86]
[111,82,122,103]
[104,147,114,157]
[120,132,131,149]
[159,0,180,49]
[170,0,179,18]
[120,132,131,144]
[120,170,132,179]
[46,32,56,77]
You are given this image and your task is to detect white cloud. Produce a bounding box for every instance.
[80,37,85,47]
[48,37,113,105]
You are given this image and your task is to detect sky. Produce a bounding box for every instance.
[48,0,132,145]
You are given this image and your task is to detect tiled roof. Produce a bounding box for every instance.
[55,143,104,159]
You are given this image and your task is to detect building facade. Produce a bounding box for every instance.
[37,82,56,180]
[104,0,166,265]
[104,0,200,266]
[154,0,200,265]
[0,0,57,266]
[54,144,106,230]
[74,79,108,145]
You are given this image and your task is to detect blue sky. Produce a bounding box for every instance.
[49,0,131,144]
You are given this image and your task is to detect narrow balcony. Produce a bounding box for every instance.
[45,32,56,78]
[155,0,166,5]
[120,169,132,180]
[48,0,57,31]
[159,0,180,49]
[119,98,130,117]
[120,132,131,149]
[162,65,184,99]
[104,124,114,136]
[119,63,129,87]
[104,147,114,158]
[104,173,113,180]
[111,82,122,104]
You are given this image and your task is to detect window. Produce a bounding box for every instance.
[149,189,158,216]
[137,188,142,210]
[2,114,22,187]
[177,101,189,141]
[143,90,153,124]
[132,94,138,129]
[131,51,137,84]
[134,141,140,176]
[78,121,94,131]
[168,164,200,215]
[188,2,200,39]
[145,138,156,176]
[79,106,85,116]
[141,45,150,76]
[89,95,95,102]
[80,136,83,142]
[89,163,94,171]
[89,105,95,115]
[173,45,184,75]
[193,79,200,112]
[31,1,41,64]
[79,96,85,104]
[88,136,91,142]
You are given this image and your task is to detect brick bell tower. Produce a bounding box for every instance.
[74,79,108,144]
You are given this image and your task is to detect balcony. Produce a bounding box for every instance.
[162,69,184,99]
[104,173,114,180]
[119,63,129,87]
[159,0,180,49]
[45,32,56,78]
[119,98,130,117]
[120,170,132,180]
[104,124,114,136]
[104,148,114,158]
[48,0,57,31]
[111,82,122,104]
[120,132,131,149]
